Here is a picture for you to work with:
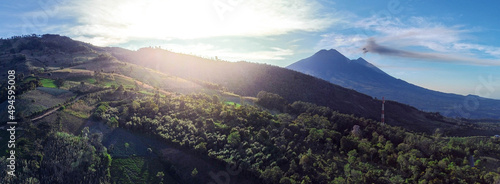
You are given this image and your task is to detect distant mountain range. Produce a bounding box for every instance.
[287,49,500,119]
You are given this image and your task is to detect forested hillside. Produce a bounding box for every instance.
[92,89,500,183]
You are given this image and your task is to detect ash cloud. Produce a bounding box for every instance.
[362,38,500,66]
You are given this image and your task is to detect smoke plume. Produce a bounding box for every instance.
[362,38,499,66]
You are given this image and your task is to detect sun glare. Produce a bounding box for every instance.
[109,0,218,39]
[68,0,331,44]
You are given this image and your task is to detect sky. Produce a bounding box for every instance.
[1,0,500,99]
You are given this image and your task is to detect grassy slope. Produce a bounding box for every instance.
[71,58,204,94]
[40,78,56,88]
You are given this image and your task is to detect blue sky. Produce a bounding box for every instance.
[1,0,500,99]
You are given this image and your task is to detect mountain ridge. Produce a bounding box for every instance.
[287,49,500,119]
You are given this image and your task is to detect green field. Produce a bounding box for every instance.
[21,77,61,89]
[110,156,178,184]
[101,75,136,89]
[40,78,57,88]
[225,101,241,108]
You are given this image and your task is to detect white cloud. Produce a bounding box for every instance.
[39,0,336,46]
[348,16,467,51]
[452,43,500,57]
